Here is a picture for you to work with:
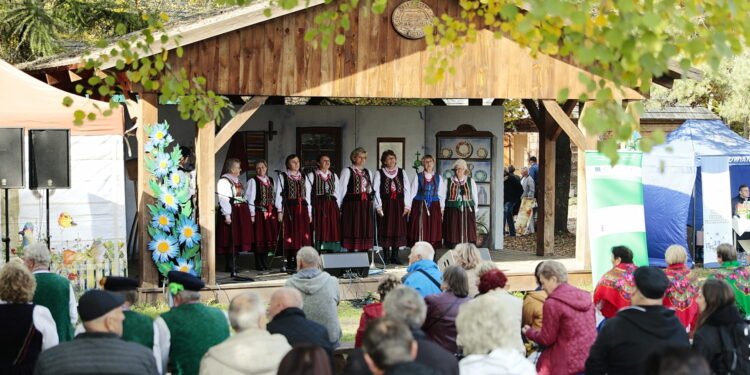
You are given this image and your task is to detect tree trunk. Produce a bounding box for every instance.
[555,132,572,233]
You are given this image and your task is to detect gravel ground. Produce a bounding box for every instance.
[503,218,577,257]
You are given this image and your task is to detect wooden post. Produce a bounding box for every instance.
[574,103,598,270]
[535,102,558,257]
[137,93,159,287]
[196,122,216,285]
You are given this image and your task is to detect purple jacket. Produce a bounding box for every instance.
[525,282,596,375]
[422,291,471,353]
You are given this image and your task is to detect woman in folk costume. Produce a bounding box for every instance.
[374,150,411,264]
[593,246,637,324]
[663,245,699,333]
[408,154,444,249]
[217,158,253,271]
[306,154,342,252]
[439,159,478,248]
[338,147,374,251]
[245,160,277,271]
[275,154,312,271]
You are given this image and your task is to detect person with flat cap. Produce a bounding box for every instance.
[101,276,163,373]
[585,266,690,375]
[154,271,229,375]
[34,290,159,374]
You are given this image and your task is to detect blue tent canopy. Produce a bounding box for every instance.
[642,120,750,266]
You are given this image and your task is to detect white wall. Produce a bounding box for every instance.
[355,106,425,171]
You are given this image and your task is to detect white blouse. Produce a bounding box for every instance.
[337,166,373,207]
[438,175,479,212]
[409,171,446,210]
[373,167,412,210]
[274,170,312,216]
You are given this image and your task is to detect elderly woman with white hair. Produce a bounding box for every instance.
[403,241,443,297]
[663,244,699,332]
[456,294,536,375]
[22,242,77,343]
[285,247,342,347]
[200,292,291,375]
[439,159,478,247]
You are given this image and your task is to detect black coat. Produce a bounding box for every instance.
[266,307,333,357]
[693,304,750,375]
[343,327,458,375]
[585,305,690,375]
[504,175,523,205]
[386,361,441,375]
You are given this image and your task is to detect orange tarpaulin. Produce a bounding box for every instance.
[0,59,123,135]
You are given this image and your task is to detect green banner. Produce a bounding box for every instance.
[586,151,649,282]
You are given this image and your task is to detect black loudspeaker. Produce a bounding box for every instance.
[321,252,370,278]
[29,129,70,189]
[0,128,24,188]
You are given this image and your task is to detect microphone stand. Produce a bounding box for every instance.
[303,167,317,250]
[273,170,290,273]
[370,183,385,270]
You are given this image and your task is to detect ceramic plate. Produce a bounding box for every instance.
[474,170,488,182]
[440,148,453,158]
[476,147,489,159]
[455,141,473,158]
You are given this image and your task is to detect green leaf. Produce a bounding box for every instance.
[74,110,86,120]
[148,179,163,197]
[157,262,173,277]
[116,23,127,35]
[180,201,192,218]
[63,97,74,107]
[556,88,569,104]
[335,34,345,45]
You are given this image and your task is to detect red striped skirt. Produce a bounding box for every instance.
[341,199,373,250]
[378,197,407,248]
[408,200,443,248]
[281,202,312,254]
[443,206,476,247]
[312,199,341,243]
[217,203,253,254]
[253,207,278,254]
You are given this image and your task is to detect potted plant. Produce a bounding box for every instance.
[476,211,490,247]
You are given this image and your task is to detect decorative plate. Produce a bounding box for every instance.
[474,170,488,182]
[440,148,453,158]
[455,141,473,158]
[476,147,489,159]
[443,169,454,179]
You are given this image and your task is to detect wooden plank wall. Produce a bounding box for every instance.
[168,0,642,100]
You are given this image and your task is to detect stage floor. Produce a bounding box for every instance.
[138,249,591,304]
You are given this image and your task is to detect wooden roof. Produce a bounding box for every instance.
[19,0,684,100]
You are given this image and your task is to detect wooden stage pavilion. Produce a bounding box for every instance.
[20,0,690,299]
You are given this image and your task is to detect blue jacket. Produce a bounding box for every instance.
[403,259,443,297]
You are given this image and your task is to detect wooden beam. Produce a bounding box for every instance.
[137,93,159,287]
[44,73,60,85]
[214,95,267,153]
[540,100,588,149]
[196,122,216,284]
[562,99,578,116]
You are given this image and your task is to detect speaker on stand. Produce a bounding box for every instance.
[28,129,71,247]
[0,128,25,262]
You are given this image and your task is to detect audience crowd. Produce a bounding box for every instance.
[2,240,750,375]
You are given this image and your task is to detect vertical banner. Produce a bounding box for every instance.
[586,151,649,282]
[701,156,732,267]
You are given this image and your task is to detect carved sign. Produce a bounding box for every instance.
[391,1,434,40]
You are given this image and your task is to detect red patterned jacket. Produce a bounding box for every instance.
[594,263,637,319]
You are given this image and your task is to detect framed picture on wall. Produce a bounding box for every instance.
[377,137,405,169]
[296,127,342,173]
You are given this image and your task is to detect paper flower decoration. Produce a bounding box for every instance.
[176,217,202,248]
[173,258,197,276]
[151,210,173,232]
[149,234,178,263]
[148,124,173,148]
[168,172,183,189]
[159,189,179,212]
[154,153,172,178]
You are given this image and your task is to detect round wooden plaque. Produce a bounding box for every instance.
[391,1,434,40]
